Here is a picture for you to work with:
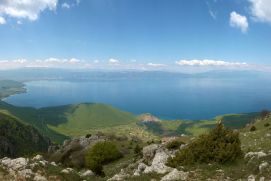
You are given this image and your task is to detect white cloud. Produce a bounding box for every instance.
[61,0,81,10]
[2,58,268,72]
[209,10,217,19]
[176,59,247,67]
[0,58,86,69]
[0,16,6,24]
[229,11,249,33]
[108,58,120,64]
[93,60,99,63]
[76,0,81,5]
[206,1,217,20]
[0,0,57,21]
[249,0,271,23]
[61,3,70,9]
[147,63,167,67]
[69,58,81,63]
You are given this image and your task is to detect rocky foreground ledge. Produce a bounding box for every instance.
[1,144,271,181]
[107,144,271,181]
[1,116,271,181]
[0,154,94,181]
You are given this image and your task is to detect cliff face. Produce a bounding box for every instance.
[0,112,50,158]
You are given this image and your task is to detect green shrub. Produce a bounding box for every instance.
[147,140,155,145]
[134,144,142,156]
[85,141,122,175]
[166,139,185,150]
[167,123,242,167]
[85,134,92,138]
[264,123,270,127]
[250,125,256,132]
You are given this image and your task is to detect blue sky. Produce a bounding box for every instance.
[0,0,271,71]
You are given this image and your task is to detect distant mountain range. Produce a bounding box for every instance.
[0,68,270,82]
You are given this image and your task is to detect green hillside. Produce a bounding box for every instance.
[45,103,139,136]
[240,114,271,153]
[0,110,50,158]
[0,101,68,143]
[0,98,262,142]
[139,112,260,137]
[0,101,146,140]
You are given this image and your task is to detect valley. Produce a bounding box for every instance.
[0,79,270,181]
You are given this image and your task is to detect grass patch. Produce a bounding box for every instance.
[48,103,138,137]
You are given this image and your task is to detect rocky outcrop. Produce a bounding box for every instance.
[1,157,29,171]
[79,169,94,177]
[142,144,159,165]
[61,167,74,174]
[143,149,173,174]
[49,134,106,168]
[247,175,256,181]
[0,154,95,181]
[133,144,174,176]
[161,168,189,181]
[138,113,160,123]
[108,169,130,181]
[259,162,269,174]
[0,155,50,180]
[245,151,267,160]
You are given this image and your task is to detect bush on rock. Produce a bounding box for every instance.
[85,141,122,175]
[167,123,242,167]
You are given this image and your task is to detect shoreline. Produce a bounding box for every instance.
[0,80,27,101]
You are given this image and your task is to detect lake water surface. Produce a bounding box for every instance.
[4,75,271,120]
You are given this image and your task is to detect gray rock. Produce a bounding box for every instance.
[17,169,33,179]
[142,144,159,165]
[39,160,48,166]
[49,135,106,168]
[29,162,39,170]
[259,177,265,181]
[63,139,71,147]
[245,151,267,160]
[161,168,188,181]
[50,162,57,166]
[61,168,74,174]
[144,149,173,174]
[80,170,94,177]
[133,169,140,176]
[1,157,28,171]
[108,169,129,181]
[133,162,147,176]
[138,162,147,171]
[179,144,187,150]
[33,174,47,181]
[247,175,256,181]
[259,162,269,174]
[32,155,43,161]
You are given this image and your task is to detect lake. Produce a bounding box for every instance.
[4,72,271,120]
